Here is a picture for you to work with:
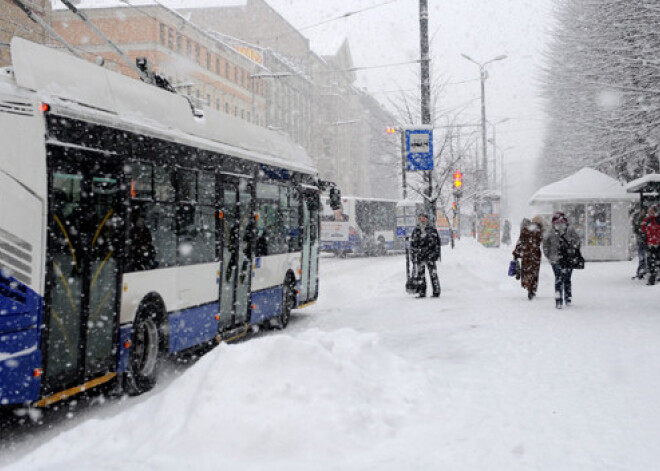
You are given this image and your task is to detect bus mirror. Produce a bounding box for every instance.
[329,188,341,210]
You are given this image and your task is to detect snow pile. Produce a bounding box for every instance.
[4,328,433,471]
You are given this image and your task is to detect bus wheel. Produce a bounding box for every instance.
[273,278,295,330]
[125,307,160,395]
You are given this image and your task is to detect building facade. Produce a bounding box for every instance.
[52,4,267,126]
[1,0,52,68]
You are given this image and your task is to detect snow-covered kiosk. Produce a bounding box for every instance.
[529,168,636,261]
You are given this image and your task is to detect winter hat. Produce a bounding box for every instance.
[551,212,567,225]
[417,211,428,218]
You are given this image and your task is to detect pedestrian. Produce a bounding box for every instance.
[501,219,512,246]
[410,212,441,298]
[641,205,660,285]
[513,216,544,300]
[631,207,647,280]
[543,211,581,309]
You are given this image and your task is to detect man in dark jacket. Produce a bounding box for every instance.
[410,212,441,298]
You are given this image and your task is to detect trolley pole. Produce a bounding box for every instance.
[419,0,433,221]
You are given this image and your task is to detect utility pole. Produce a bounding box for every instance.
[419,0,433,221]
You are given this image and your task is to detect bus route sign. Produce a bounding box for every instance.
[405,128,433,171]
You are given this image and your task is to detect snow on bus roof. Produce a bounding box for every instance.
[10,37,314,174]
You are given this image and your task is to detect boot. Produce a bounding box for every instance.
[528,291,535,300]
[555,299,563,309]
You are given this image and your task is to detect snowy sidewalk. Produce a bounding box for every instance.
[2,239,660,471]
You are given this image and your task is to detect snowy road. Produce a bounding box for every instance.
[2,238,660,470]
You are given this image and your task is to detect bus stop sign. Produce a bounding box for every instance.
[405,128,433,171]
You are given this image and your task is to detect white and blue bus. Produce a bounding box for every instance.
[0,38,321,408]
[320,195,403,256]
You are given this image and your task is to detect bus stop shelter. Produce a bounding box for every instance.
[625,174,660,208]
[530,168,636,261]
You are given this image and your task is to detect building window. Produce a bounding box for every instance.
[176,33,182,52]
[206,52,211,69]
[186,39,191,57]
[225,102,230,114]
[234,106,238,116]
[216,57,220,74]
[159,24,166,44]
[167,28,173,49]
[195,43,200,63]
[225,62,229,78]
[207,94,211,106]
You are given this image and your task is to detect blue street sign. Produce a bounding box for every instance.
[405,128,433,171]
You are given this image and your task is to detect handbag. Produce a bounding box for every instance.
[508,259,517,277]
[572,250,585,269]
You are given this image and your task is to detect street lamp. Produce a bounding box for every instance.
[460,53,507,193]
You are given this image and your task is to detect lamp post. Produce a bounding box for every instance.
[460,54,507,193]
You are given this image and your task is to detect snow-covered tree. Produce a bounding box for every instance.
[540,0,660,186]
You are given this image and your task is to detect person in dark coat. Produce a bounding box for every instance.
[513,215,544,300]
[128,214,156,271]
[501,219,512,246]
[543,212,581,309]
[631,208,647,280]
[641,205,660,285]
[410,212,441,298]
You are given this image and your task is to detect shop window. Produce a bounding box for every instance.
[587,203,612,246]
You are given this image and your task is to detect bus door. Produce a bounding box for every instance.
[218,176,253,330]
[300,191,320,303]
[44,149,122,393]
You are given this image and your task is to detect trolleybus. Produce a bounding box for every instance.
[0,38,321,408]
[320,196,402,256]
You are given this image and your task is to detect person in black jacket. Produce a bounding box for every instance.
[410,212,441,298]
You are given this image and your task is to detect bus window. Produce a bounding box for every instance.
[177,169,216,265]
[256,182,287,255]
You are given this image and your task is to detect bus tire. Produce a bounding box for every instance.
[125,304,161,395]
[273,276,296,330]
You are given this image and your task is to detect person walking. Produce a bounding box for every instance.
[543,212,581,309]
[501,219,512,246]
[631,207,647,280]
[513,216,544,300]
[410,212,441,298]
[641,205,660,285]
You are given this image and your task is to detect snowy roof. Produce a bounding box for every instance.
[52,0,246,9]
[529,167,637,205]
[625,174,660,193]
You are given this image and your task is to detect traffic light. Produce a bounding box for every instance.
[386,127,397,134]
[452,201,457,211]
[453,170,463,189]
